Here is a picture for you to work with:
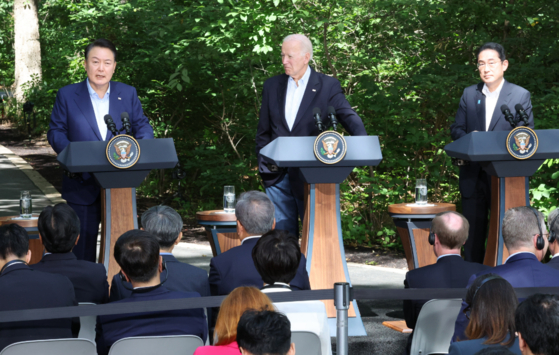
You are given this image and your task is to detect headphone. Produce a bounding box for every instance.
[548,212,559,244]
[0,260,27,274]
[528,207,545,250]
[120,260,169,292]
[428,211,455,246]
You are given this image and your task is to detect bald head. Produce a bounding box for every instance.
[431,211,469,249]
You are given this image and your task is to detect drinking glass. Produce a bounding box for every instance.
[223,186,236,213]
[20,191,32,218]
[415,179,427,205]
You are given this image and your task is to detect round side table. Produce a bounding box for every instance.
[0,215,43,264]
[196,210,238,257]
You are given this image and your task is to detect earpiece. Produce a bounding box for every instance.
[429,227,436,245]
[528,207,545,250]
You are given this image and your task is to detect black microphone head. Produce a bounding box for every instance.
[121,112,130,120]
[313,107,321,116]
[328,106,336,115]
[500,105,510,113]
[104,114,113,123]
[515,104,524,112]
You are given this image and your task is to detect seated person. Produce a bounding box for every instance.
[252,229,331,355]
[516,293,559,355]
[110,205,210,301]
[33,203,109,304]
[545,207,559,270]
[0,224,77,351]
[237,310,295,355]
[209,191,310,296]
[474,349,518,355]
[96,230,207,355]
[453,207,559,341]
[449,274,521,355]
[194,286,273,355]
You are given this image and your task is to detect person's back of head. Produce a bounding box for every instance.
[0,224,29,269]
[38,203,80,254]
[252,230,300,285]
[141,205,182,250]
[515,293,559,355]
[214,286,274,346]
[431,211,469,249]
[235,191,275,236]
[502,207,545,254]
[237,310,294,355]
[465,274,517,347]
[114,230,160,284]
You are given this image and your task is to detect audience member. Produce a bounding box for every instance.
[33,203,109,304]
[0,224,77,351]
[449,274,520,354]
[545,208,559,270]
[96,230,207,355]
[453,206,559,341]
[515,294,559,355]
[194,287,274,355]
[237,310,295,355]
[253,229,331,355]
[209,191,310,296]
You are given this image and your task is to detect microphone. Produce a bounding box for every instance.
[313,107,323,132]
[515,104,530,126]
[500,105,516,128]
[104,114,118,137]
[121,112,132,135]
[327,106,338,131]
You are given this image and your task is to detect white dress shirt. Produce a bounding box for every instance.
[86,78,110,141]
[241,235,261,245]
[284,66,311,131]
[482,79,505,131]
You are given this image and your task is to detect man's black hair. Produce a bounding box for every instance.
[0,224,29,259]
[473,347,517,355]
[252,229,301,285]
[85,38,117,61]
[38,204,80,253]
[114,230,160,283]
[237,310,291,355]
[516,293,559,355]
[476,42,506,61]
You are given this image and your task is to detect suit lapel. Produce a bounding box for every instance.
[475,83,486,131]
[291,67,320,132]
[488,80,512,131]
[277,75,289,132]
[75,80,102,141]
[108,82,123,139]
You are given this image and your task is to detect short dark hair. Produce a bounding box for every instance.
[476,42,506,61]
[252,230,301,285]
[237,310,291,355]
[38,204,80,253]
[473,347,517,355]
[85,38,117,61]
[516,294,559,355]
[141,205,183,248]
[0,224,29,259]
[114,230,160,283]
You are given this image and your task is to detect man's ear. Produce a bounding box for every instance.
[158,255,163,273]
[25,250,32,264]
[287,342,296,355]
[175,232,182,245]
[518,332,528,354]
[272,218,276,230]
[75,235,80,246]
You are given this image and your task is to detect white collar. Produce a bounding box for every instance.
[86,78,111,98]
[288,66,311,86]
[505,251,535,264]
[482,78,505,97]
[241,235,261,245]
[436,253,461,261]
[552,253,559,259]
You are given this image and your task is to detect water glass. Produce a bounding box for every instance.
[223,186,236,213]
[20,191,32,218]
[415,179,427,205]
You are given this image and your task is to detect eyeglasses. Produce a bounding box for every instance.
[477,61,502,69]
[463,305,471,320]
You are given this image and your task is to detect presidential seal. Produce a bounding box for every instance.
[106,135,141,169]
[506,126,538,160]
[314,131,347,165]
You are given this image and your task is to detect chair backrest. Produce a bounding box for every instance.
[108,335,204,355]
[0,338,96,355]
[410,299,462,355]
[78,302,96,342]
[291,331,322,355]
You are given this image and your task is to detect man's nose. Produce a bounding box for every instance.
[282,57,289,65]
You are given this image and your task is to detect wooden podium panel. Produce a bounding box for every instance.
[196,211,238,256]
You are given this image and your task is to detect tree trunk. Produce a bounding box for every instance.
[13,0,42,103]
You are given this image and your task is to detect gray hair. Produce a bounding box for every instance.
[502,206,545,250]
[548,208,559,237]
[235,191,275,235]
[282,34,313,60]
[141,205,183,248]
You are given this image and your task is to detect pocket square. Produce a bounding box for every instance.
[312,89,316,92]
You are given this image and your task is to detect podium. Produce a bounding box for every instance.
[57,138,178,284]
[445,130,559,265]
[260,136,382,336]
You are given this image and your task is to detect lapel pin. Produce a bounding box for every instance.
[477,100,480,104]
[312,89,316,92]
[118,97,122,100]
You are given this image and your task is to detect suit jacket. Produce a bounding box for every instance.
[545,256,559,270]
[32,252,109,304]
[209,238,311,296]
[450,80,534,198]
[449,336,521,355]
[48,80,154,205]
[96,286,207,355]
[256,67,367,191]
[453,253,559,341]
[403,255,490,329]
[0,263,77,351]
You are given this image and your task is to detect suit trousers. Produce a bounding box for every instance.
[265,172,305,237]
[68,199,101,262]
[462,170,491,263]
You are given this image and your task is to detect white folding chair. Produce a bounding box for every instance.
[291,331,322,355]
[410,299,462,355]
[0,338,96,355]
[108,335,204,355]
[78,302,97,342]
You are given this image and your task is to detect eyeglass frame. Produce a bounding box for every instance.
[477,60,502,69]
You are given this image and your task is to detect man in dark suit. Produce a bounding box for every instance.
[0,224,77,351]
[403,211,489,353]
[545,207,559,270]
[32,203,109,304]
[209,191,310,296]
[48,38,154,262]
[256,34,367,236]
[450,42,534,263]
[516,294,559,355]
[96,230,207,355]
[452,206,559,341]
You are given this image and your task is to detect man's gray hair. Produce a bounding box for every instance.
[548,208,559,237]
[141,205,183,248]
[502,206,545,250]
[282,34,313,60]
[235,191,275,235]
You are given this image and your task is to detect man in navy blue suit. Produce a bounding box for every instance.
[96,230,207,355]
[209,191,310,296]
[48,38,154,262]
[33,203,109,304]
[256,34,367,236]
[450,42,534,263]
[452,207,559,341]
[545,208,559,270]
